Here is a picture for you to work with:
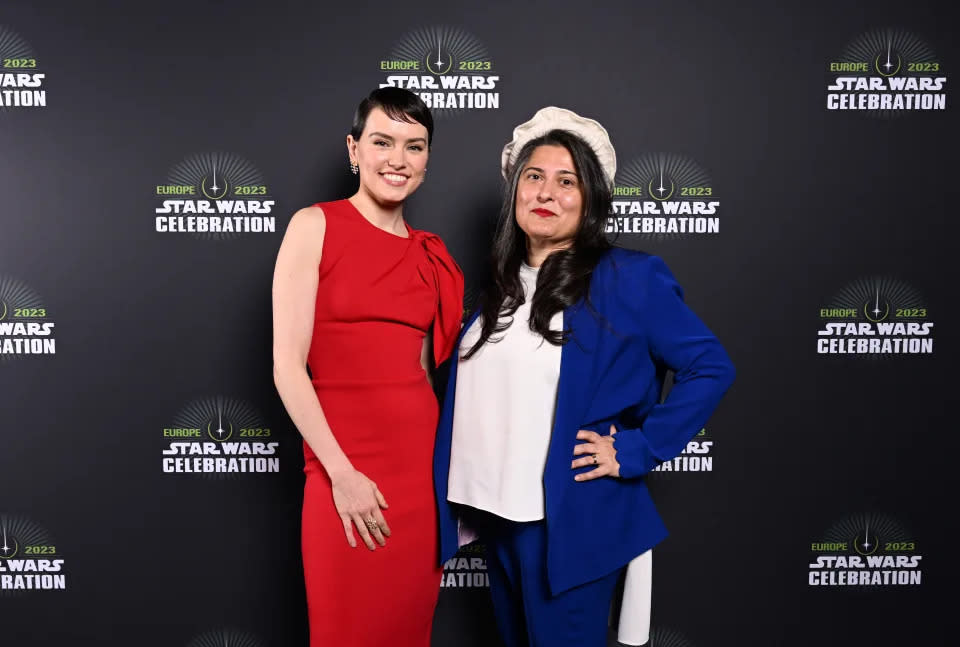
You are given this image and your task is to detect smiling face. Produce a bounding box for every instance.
[346,107,429,206]
[514,144,584,251]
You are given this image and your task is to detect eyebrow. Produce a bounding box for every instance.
[523,165,579,176]
[368,131,428,145]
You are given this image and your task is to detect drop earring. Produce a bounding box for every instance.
[350,160,358,175]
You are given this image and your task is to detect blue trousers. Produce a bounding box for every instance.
[476,513,623,647]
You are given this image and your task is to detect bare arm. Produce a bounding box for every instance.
[272,206,390,550]
[272,207,352,475]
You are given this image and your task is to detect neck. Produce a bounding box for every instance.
[526,237,571,267]
[349,191,406,236]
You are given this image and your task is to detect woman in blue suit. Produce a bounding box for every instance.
[433,107,735,647]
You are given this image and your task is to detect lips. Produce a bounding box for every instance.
[532,208,556,217]
[380,172,410,186]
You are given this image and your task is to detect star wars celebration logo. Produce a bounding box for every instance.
[0,515,66,593]
[809,513,922,587]
[607,154,720,238]
[0,276,55,360]
[651,428,713,474]
[154,152,276,237]
[378,25,500,114]
[827,29,946,114]
[0,26,45,110]
[161,396,279,477]
[816,277,933,356]
[441,542,489,589]
[184,629,267,647]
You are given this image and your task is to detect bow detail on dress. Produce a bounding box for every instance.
[412,230,464,365]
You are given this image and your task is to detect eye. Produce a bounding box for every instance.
[408,145,424,152]
[560,177,578,187]
[525,172,541,181]
[373,139,389,147]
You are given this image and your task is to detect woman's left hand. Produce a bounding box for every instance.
[571,425,621,481]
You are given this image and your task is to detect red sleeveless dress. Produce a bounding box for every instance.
[301,199,463,646]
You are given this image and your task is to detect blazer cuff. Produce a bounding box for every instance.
[613,428,659,479]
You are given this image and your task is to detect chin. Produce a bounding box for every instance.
[368,184,414,205]
[523,220,560,238]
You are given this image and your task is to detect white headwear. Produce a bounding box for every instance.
[500,106,617,189]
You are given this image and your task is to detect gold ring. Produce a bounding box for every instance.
[364,519,378,530]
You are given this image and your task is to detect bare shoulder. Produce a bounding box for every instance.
[287,205,327,236]
[279,205,327,255]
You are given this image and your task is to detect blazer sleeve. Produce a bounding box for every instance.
[612,256,735,478]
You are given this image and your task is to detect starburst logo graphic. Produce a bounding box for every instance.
[823,513,910,550]
[378,25,500,115]
[608,154,720,239]
[185,629,267,647]
[161,396,280,477]
[390,26,487,76]
[843,30,932,78]
[644,628,698,647]
[816,277,934,356]
[174,396,260,443]
[0,26,33,63]
[809,513,922,588]
[0,275,56,360]
[154,152,276,238]
[0,26,45,111]
[827,28,946,115]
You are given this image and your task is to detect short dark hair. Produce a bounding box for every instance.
[350,87,434,148]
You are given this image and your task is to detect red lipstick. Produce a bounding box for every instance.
[532,208,556,217]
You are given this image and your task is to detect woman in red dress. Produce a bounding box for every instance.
[272,88,463,646]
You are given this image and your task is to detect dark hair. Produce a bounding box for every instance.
[462,129,612,359]
[350,87,434,148]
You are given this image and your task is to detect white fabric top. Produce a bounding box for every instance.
[447,263,562,521]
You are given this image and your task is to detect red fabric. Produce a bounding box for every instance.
[411,229,465,365]
[301,199,463,647]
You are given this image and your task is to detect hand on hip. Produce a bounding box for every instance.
[572,425,621,481]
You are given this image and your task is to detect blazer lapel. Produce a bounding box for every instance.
[544,300,597,515]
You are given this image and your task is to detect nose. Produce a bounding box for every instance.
[387,146,406,169]
[536,181,553,202]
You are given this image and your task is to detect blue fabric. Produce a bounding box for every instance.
[434,249,735,594]
[479,515,622,647]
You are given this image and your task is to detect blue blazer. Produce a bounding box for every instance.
[433,248,735,595]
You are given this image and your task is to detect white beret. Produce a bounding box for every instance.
[500,106,617,188]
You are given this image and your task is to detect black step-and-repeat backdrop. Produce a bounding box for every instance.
[1,0,954,644]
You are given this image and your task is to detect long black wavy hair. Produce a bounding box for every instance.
[462,129,613,359]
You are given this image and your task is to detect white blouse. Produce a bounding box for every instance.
[447,263,562,521]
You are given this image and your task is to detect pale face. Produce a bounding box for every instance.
[514,144,584,252]
[346,107,429,206]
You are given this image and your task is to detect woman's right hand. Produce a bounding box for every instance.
[330,469,391,550]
